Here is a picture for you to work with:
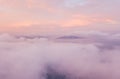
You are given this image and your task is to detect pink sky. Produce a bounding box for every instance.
[0,0,120,35]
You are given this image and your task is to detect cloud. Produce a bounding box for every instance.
[0,31,120,79]
[0,0,120,33]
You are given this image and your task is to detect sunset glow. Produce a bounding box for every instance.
[0,0,120,34]
[0,1,120,79]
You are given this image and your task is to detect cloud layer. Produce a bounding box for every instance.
[0,32,120,79]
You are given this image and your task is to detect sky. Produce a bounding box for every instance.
[0,0,120,35]
[0,1,120,79]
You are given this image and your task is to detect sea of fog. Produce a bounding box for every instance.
[0,31,120,79]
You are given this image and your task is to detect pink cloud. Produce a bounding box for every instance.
[0,0,120,34]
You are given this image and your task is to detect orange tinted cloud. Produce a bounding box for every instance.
[0,0,120,33]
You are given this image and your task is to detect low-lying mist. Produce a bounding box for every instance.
[0,32,120,79]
